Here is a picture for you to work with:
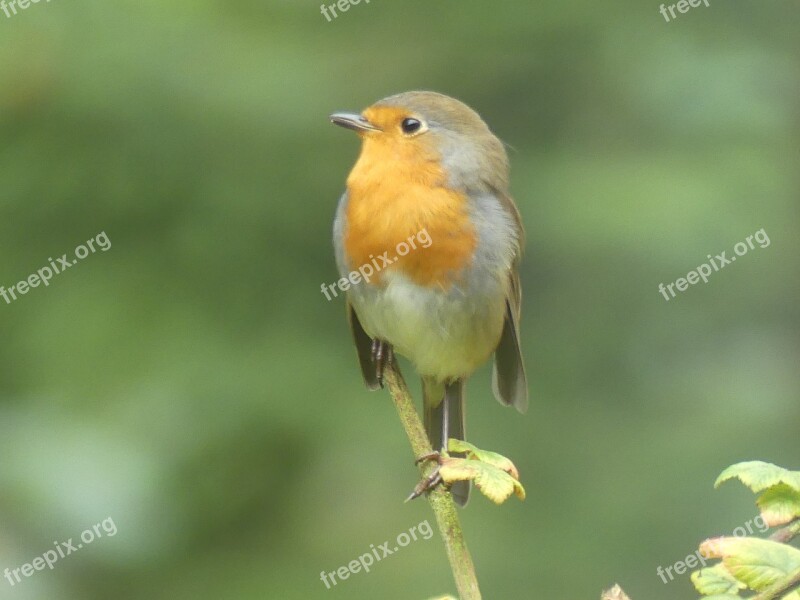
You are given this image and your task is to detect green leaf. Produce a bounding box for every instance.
[447,439,520,479]
[439,457,525,504]
[691,563,746,595]
[699,537,800,591]
[758,484,800,527]
[715,461,800,493]
[438,458,482,484]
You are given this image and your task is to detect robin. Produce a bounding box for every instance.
[330,91,528,506]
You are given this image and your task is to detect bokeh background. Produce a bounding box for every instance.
[0,1,798,598]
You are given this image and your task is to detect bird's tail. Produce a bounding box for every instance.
[423,377,469,506]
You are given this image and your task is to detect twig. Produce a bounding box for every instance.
[753,566,800,600]
[769,518,800,544]
[745,519,800,600]
[383,363,482,600]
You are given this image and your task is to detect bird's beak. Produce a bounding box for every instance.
[330,112,381,133]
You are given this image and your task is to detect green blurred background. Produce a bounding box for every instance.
[0,1,798,598]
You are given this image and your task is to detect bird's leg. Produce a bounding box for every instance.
[371,339,394,387]
[407,451,445,501]
[408,381,467,502]
[441,390,450,453]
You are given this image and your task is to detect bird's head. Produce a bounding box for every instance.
[330,91,509,192]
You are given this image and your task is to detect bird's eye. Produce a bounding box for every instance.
[400,118,422,135]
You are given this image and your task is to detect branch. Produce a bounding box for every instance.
[769,518,800,544]
[383,363,482,600]
[753,566,800,600]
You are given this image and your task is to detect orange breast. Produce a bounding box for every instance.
[343,137,477,288]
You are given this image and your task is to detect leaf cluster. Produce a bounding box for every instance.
[691,462,800,600]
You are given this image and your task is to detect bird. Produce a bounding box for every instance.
[330,91,528,506]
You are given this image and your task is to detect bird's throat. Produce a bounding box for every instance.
[343,141,477,289]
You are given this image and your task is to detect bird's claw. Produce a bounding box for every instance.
[414,451,442,466]
[407,451,446,501]
[405,466,444,502]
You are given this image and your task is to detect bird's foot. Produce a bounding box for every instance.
[371,339,394,387]
[414,451,442,466]
[406,467,444,502]
[406,451,445,501]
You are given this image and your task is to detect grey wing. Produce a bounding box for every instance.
[332,191,350,280]
[492,270,528,413]
[334,191,380,391]
[347,302,380,391]
[491,192,529,413]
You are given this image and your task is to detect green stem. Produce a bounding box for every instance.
[769,518,800,544]
[753,566,800,600]
[753,521,800,600]
[384,363,481,600]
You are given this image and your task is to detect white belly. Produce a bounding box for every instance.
[349,270,506,381]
